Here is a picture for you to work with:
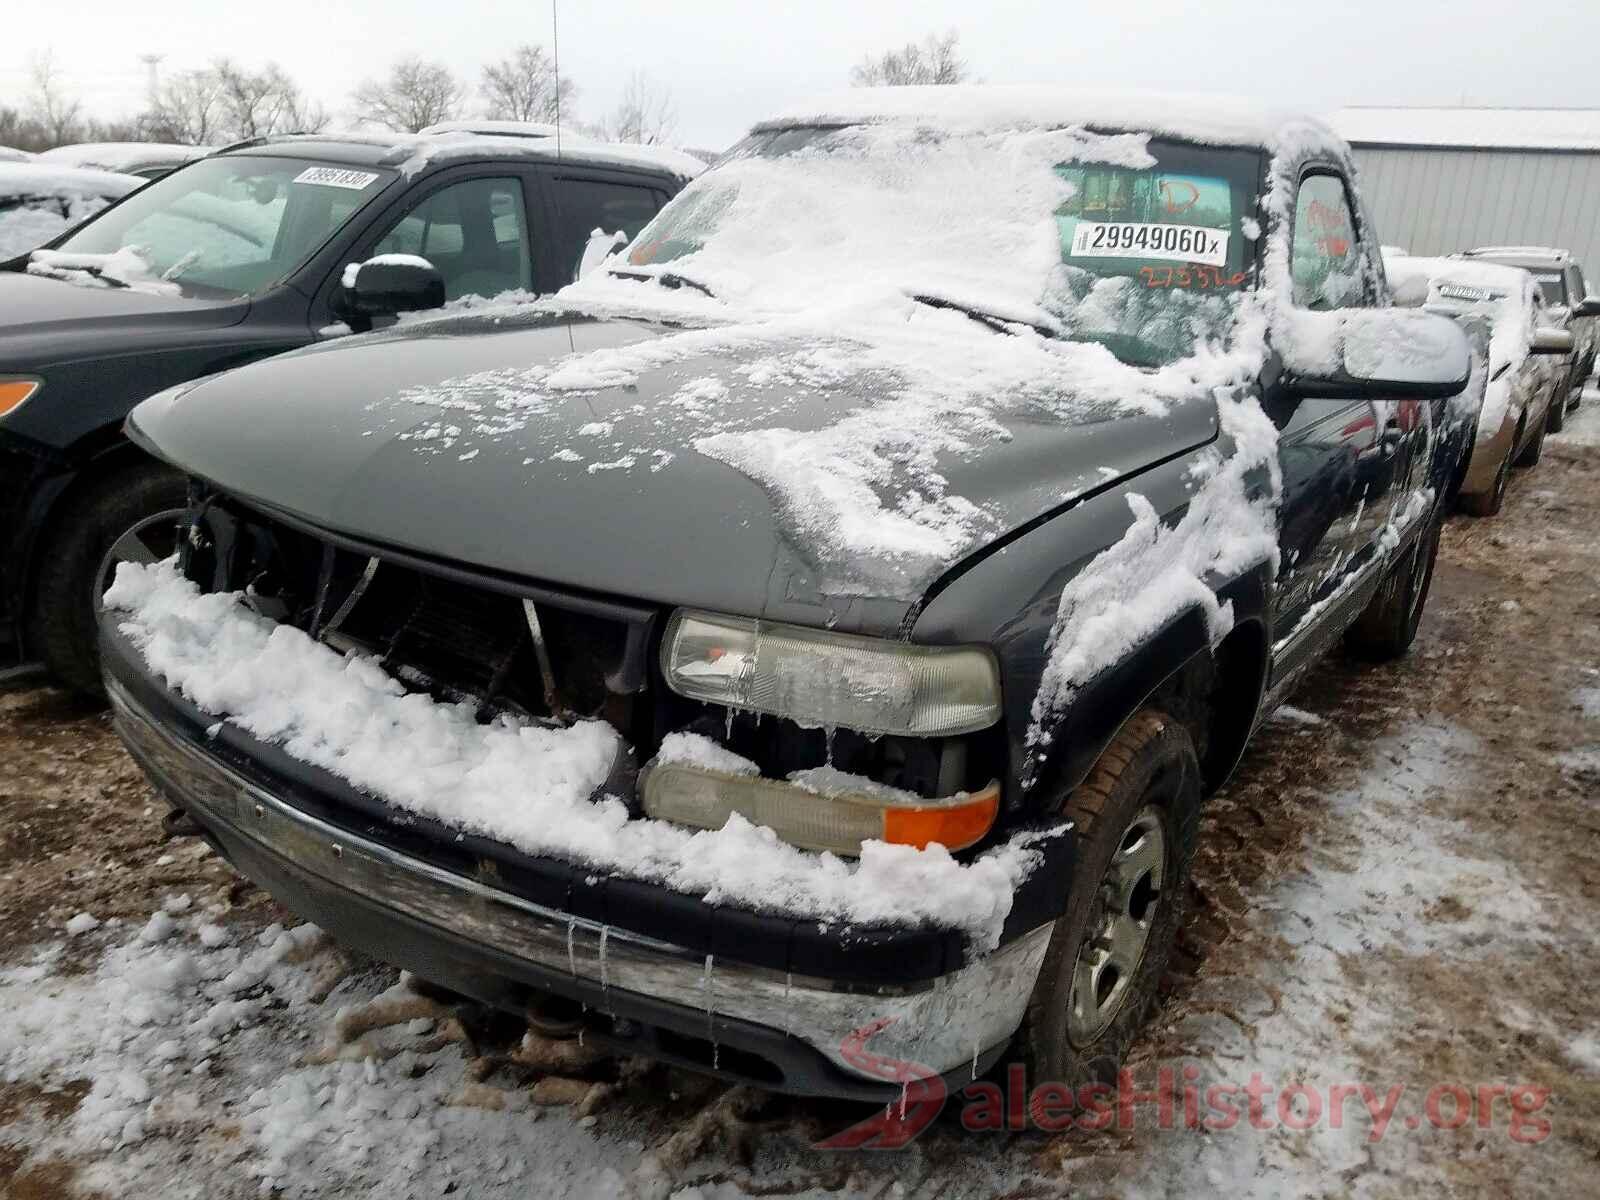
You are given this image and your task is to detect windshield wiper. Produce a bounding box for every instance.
[607,268,715,299]
[909,294,1056,338]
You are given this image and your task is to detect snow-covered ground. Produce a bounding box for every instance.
[1550,383,1600,447]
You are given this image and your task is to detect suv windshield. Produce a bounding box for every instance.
[46,155,397,298]
[622,127,1262,367]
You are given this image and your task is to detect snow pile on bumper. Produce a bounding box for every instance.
[106,559,1050,949]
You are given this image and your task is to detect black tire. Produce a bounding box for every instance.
[1513,409,1546,467]
[28,463,187,698]
[1457,448,1510,518]
[1345,510,1443,661]
[1011,710,1201,1091]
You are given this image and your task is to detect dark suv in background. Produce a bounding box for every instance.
[0,130,697,692]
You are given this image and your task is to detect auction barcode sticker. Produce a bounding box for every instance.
[293,167,381,190]
[1070,221,1229,267]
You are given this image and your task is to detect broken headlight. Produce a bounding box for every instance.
[660,609,1002,737]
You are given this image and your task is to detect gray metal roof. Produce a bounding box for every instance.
[1330,107,1600,152]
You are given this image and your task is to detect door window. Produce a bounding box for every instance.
[550,178,662,281]
[1290,174,1368,311]
[374,176,532,301]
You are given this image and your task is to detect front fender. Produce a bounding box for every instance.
[912,445,1269,816]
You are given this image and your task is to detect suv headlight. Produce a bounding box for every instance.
[660,609,1002,736]
[0,378,41,419]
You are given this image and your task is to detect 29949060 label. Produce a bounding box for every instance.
[1070,221,1229,267]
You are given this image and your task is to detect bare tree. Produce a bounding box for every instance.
[604,71,677,145]
[480,44,575,125]
[851,30,968,87]
[26,51,84,146]
[214,60,328,138]
[350,57,464,133]
[142,59,326,145]
[141,68,227,144]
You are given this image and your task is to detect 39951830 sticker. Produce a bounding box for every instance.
[1070,221,1229,267]
[292,167,381,190]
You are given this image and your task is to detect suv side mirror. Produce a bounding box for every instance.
[335,256,446,329]
[1280,307,1471,400]
[1530,326,1575,355]
[1573,297,1600,318]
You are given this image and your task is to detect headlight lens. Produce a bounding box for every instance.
[660,609,1002,736]
[0,378,41,418]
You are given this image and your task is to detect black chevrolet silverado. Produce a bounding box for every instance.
[102,90,1470,1100]
[0,129,697,691]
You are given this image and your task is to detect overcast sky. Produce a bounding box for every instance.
[6,0,1600,149]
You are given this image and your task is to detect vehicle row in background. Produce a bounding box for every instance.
[1387,252,1576,515]
[0,161,142,259]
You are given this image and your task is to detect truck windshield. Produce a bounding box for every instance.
[44,155,397,298]
[623,127,1262,368]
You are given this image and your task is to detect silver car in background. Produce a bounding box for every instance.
[1458,246,1600,425]
[1387,254,1573,516]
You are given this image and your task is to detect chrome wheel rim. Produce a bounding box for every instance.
[1069,806,1167,1044]
[93,508,185,614]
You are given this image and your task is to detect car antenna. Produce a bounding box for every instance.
[552,0,563,159]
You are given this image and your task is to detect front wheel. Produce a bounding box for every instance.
[1011,710,1201,1090]
[29,463,187,697]
[1345,510,1443,661]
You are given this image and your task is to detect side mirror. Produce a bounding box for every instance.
[576,228,628,281]
[1573,297,1600,319]
[1280,307,1471,400]
[1530,326,1575,355]
[335,255,446,328]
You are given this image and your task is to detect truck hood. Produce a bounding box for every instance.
[129,311,1218,632]
[0,269,246,370]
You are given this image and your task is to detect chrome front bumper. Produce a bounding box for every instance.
[108,677,1053,1091]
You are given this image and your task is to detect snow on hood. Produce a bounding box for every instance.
[105,558,1055,949]
[27,245,181,295]
[1384,253,1538,443]
[379,120,1275,598]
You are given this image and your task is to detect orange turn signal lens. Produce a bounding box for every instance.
[883,786,1002,851]
[0,380,40,418]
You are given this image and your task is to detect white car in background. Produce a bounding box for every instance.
[0,162,143,260]
[35,142,209,181]
[1387,253,1573,515]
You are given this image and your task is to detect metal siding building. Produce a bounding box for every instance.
[1328,108,1600,271]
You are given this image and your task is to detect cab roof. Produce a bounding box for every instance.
[756,84,1339,154]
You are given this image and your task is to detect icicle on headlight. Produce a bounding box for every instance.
[660,609,1002,737]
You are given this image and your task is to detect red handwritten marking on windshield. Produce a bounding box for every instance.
[1160,179,1201,215]
[1140,265,1248,289]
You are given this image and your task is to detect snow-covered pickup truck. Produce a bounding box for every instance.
[101,88,1470,1103]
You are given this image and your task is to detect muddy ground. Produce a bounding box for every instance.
[3,400,1598,1198]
